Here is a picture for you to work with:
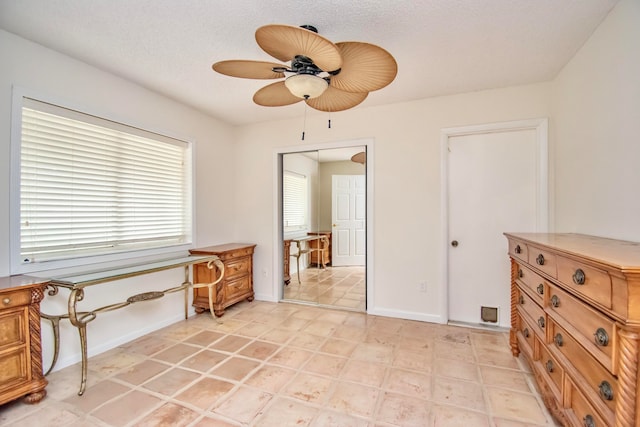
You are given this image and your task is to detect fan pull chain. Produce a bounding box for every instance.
[301,100,308,141]
[328,112,331,129]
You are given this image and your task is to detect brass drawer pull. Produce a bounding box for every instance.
[537,283,544,295]
[523,328,530,338]
[2,297,10,305]
[515,244,521,254]
[594,328,609,347]
[518,295,525,305]
[554,333,563,347]
[536,254,545,265]
[537,316,545,329]
[599,381,614,401]
[545,359,554,373]
[573,268,586,285]
[583,415,595,427]
[518,268,523,278]
[550,295,560,307]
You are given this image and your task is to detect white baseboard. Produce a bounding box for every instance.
[367,306,445,324]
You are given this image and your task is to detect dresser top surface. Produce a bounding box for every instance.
[0,275,49,292]
[189,243,256,255]
[504,233,640,270]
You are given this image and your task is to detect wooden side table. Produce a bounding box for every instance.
[189,243,256,317]
[307,231,331,267]
[0,275,49,405]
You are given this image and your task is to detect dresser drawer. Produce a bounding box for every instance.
[517,264,546,305]
[0,347,29,390]
[516,312,536,360]
[225,257,252,279]
[509,239,528,263]
[548,319,617,415]
[528,245,557,278]
[567,379,609,427]
[225,275,251,300]
[547,283,614,371]
[537,338,563,402]
[557,257,612,309]
[517,288,546,339]
[0,307,27,350]
[0,289,31,310]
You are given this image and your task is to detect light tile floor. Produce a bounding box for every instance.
[0,300,560,426]
[283,266,366,311]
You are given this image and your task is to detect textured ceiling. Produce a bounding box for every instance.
[0,0,619,126]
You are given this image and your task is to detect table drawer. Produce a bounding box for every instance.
[528,245,557,278]
[517,288,546,339]
[225,275,251,300]
[547,283,614,371]
[225,257,252,278]
[557,256,612,309]
[517,264,546,305]
[548,319,617,415]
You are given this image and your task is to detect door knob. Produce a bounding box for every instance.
[451,240,459,247]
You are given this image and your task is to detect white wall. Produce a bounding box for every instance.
[552,0,640,242]
[235,84,552,322]
[0,30,237,371]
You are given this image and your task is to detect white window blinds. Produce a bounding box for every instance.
[283,171,308,232]
[18,98,192,264]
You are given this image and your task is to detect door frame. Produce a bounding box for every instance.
[439,118,549,324]
[273,138,375,310]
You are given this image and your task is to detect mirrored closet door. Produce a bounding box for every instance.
[281,146,367,311]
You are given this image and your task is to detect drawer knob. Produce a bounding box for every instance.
[583,415,595,427]
[573,268,586,285]
[518,295,525,305]
[550,295,560,308]
[515,244,521,254]
[537,283,544,295]
[599,381,614,401]
[523,328,530,338]
[545,359,554,373]
[518,269,523,278]
[594,328,609,347]
[554,333,563,347]
[2,297,10,305]
[537,316,545,329]
[536,254,545,265]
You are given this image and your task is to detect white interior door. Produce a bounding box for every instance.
[447,124,545,328]
[332,175,366,266]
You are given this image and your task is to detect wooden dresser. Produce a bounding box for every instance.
[505,233,640,427]
[189,244,256,317]
[0,275,49,406]
[307,231,331,267]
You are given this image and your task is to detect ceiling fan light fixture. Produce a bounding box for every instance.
[284,74,328,99]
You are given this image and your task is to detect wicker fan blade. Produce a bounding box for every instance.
[330,42,398,93]
[212,60,285,79]
[256,25,342,72]
[253,81,303,107]
[306,86,368,112]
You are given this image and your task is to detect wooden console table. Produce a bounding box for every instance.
[0,275,49,406]
[285,235,330,285]
[41,253,223,396]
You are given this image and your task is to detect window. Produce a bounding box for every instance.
[11,96,192,273]
[283,171,308,233]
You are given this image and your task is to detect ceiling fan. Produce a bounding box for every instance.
[212,24,398,112]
